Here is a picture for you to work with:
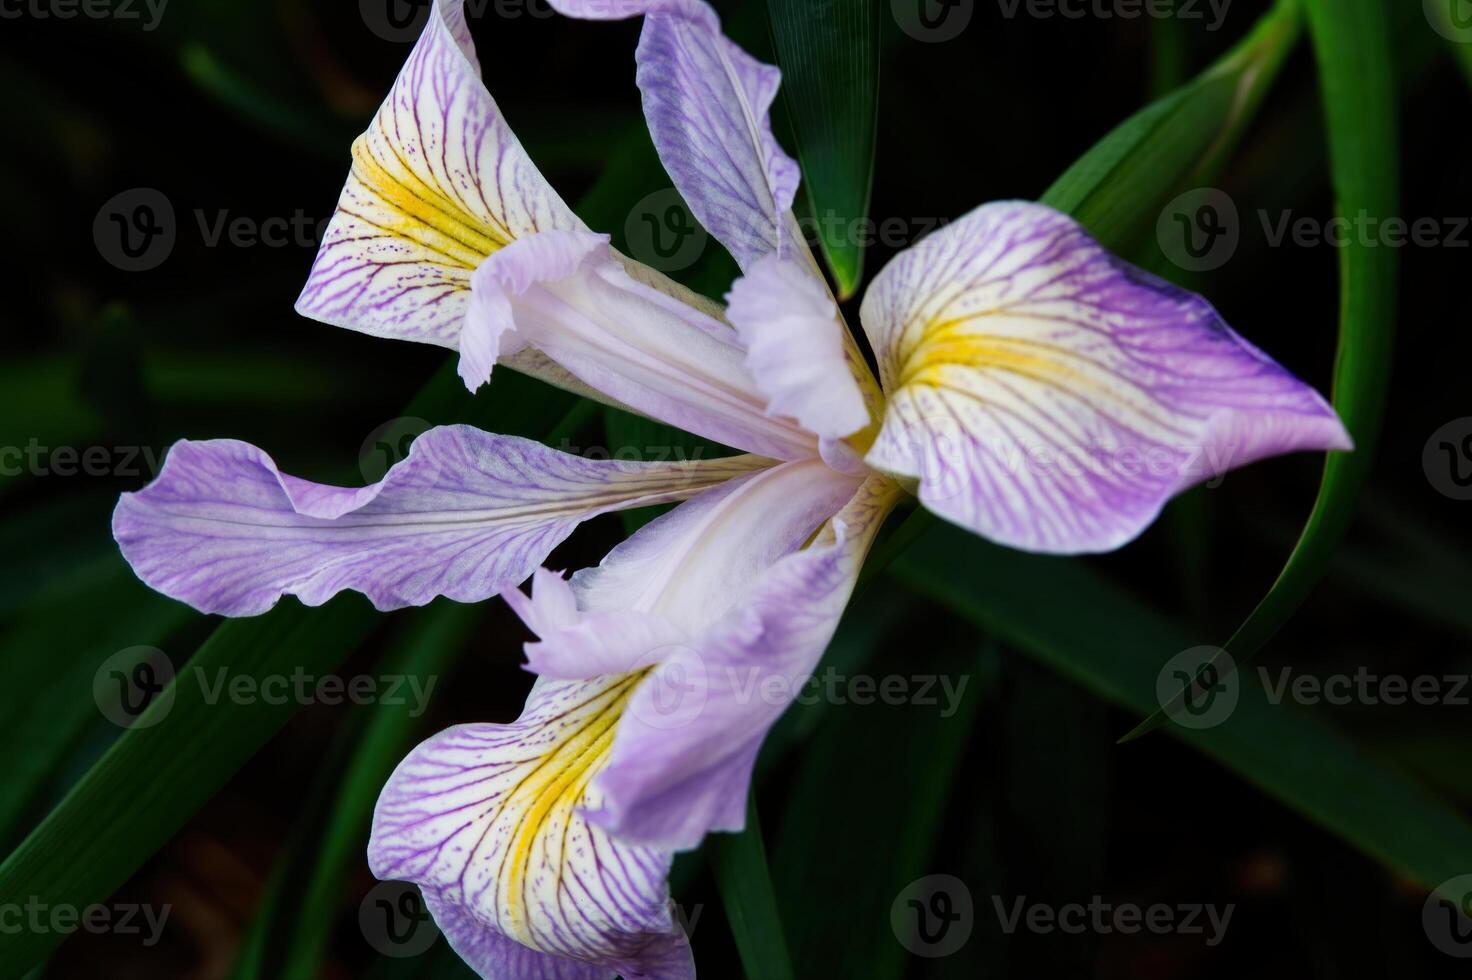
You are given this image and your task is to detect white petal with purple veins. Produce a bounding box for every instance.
[726,254,870,441]
[463,229,820,461]
[502,467,898,850]
[632,0,801,270]
[371,677,693,979]
[861,201,1352,554]
[112,426,769,616]
[295,0,581,348]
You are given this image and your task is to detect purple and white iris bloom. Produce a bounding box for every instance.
[110,0,1351,976]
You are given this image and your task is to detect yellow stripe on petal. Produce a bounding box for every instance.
[369,670,679,970]
[296,0,582,347]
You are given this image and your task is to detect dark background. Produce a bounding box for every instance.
[2,0,1470,977]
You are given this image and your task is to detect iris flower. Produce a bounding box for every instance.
[111,0,1351,976]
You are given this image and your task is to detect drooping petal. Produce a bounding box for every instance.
[594,475,902,849]
[295,0,581,348]
[463,228,820,461]
[371,677,693,980]
[502,466,897,850]
[603,0,800,270]
[725,254,870,441]
[112,426,769,616]
[861,201,1352,554]
[637,0,800,269]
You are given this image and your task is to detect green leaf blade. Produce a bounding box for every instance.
[767,0,881,296]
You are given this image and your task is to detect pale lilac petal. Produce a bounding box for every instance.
[463,228,819,461]
[112,427,769,615]
[571,459,863,633]
[591,476,903,849]
[371,676,692,979]
[295,0,581,348]
[861,201,1353,554]
[502,573,688,679]
[634,0,800,270]
[422,890,612,980]
[545,0,656,17]
[726,255,870,440]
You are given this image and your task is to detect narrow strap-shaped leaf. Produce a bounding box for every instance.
[1125,0,1399,742]
[1042,0,1301,245]
[268,604,480,979]
[707,794,796,980]
[893,527,1472,892]
[766,0,880,296]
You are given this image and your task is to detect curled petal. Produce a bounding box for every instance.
[463,228,819,461]
[295,0,579,347]
[504,466,897,850]
[594,475,902,849]
[726,254,870,441]
[861,201,1352,554]
[371,678,693,979]
[112,426,768,615]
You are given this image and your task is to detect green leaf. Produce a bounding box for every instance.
[1125,0,1399,742]
[767,0,881,296]
[1042,0,1302,246]
[707,795,796,980]
[232,603,481,979]
[0,597,380,976]
[772,626,989,979]
[892,526,1472,892]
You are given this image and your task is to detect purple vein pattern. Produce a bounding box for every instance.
[112,425,767,616]
[634,0,800,271]
[295,0,581,347]
[371,673,694,979]
[860,201,1352,553]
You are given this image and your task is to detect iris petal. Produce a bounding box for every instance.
[370,676,694,979]
[861,201,1352,554]
[295,0,581,348]
[112,426,769,615]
